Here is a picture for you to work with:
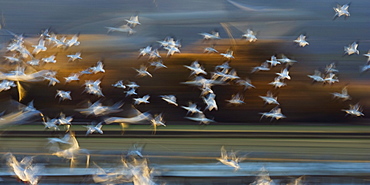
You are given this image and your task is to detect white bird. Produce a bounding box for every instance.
[41,55,57,64]
[64,33,80,48]
[181,102,202,115]
[89,61,105,74]
[0,80,16,92]
[260,106,286,121]
[217,146,241,171]
[83,122,104,135]
[126,81,140,89]
[112,80,126,89]
[220,50,234,60]
[148,49,161,60]
[342,103,364,117]
[331,86,351,101]
[84,80,104,97]
[27,58,40,66]
[106,24,136,34]
[215,62,231,71]
[32,39,47,55]
[43,117,59,130]
[134,65,152,77]
[333,3,350,20]
[259,91,279,105]
[48,132,72,144]
[269,77,286,88]
[276,67,291,80]
[56,90,72,101]
[150,113,166,134]
[185,112,214,124]
[213,69,240,82]
[325,62,339,74]
[324,73,339,84]
[126,144,144,158]
[294,34,309,47]
[57,113,73,131]
[251,62,270,73]
[277,55,297,65]
[344,42,359,55]
[125,88,138,97]
[203,93,218,111]
[266,55,280,67]
[307,70,325,83]
[134,95,150,105]
[76,100,123,116]
[242,29,257,42]
[360,63,370,73]
[64,73,80,83]
[67,52,82,62]
[50,132,90,168]
[52,36,68,49]
[236,78,255,90]
[138,45,152,58]
[363,50,370,61]
[160,95,178,106]
[104,108,152,131]
[199,31,221,40]
[5,153,42,185]
[125,15,141,27]
[149,60,167,70]
[204,46,219,53]
[226,94,245,105]
[250,167,276,185]
[4,54,21,64]
[184,61,207,76]
[164,46,181,57]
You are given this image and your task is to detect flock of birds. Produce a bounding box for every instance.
[0,2,364,185]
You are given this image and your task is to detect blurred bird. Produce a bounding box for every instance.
[160,95,178,106]
[5,153,42,185]
[32,39,47,55]
[125,15,141,27]
[260,106,286,121]
[266,55,280,67]
[269,77,286,88]
[344,41,359,55]
[83,122,104,135]
[67,52,82,62]
[259,91,279,105]
[184,60,207,76]
[242,29,257,42]
[307,70,325,83]
[76,100,123,116]
[56,90,72,101]
[331,86,351,101]
[134,95,150,105]
[185,112,214,125]
[181,102,202,115]
[134,65,152,77]
[138,45,152,58]
[236,78,255,90]
[203,93,218,111]
[199,31,221,40]
[217,146,242,171]
[342,103,364,117]
[333,3,350,20]
[226,93,245,105]
[294,34,309,47]
[150,113,166,134]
